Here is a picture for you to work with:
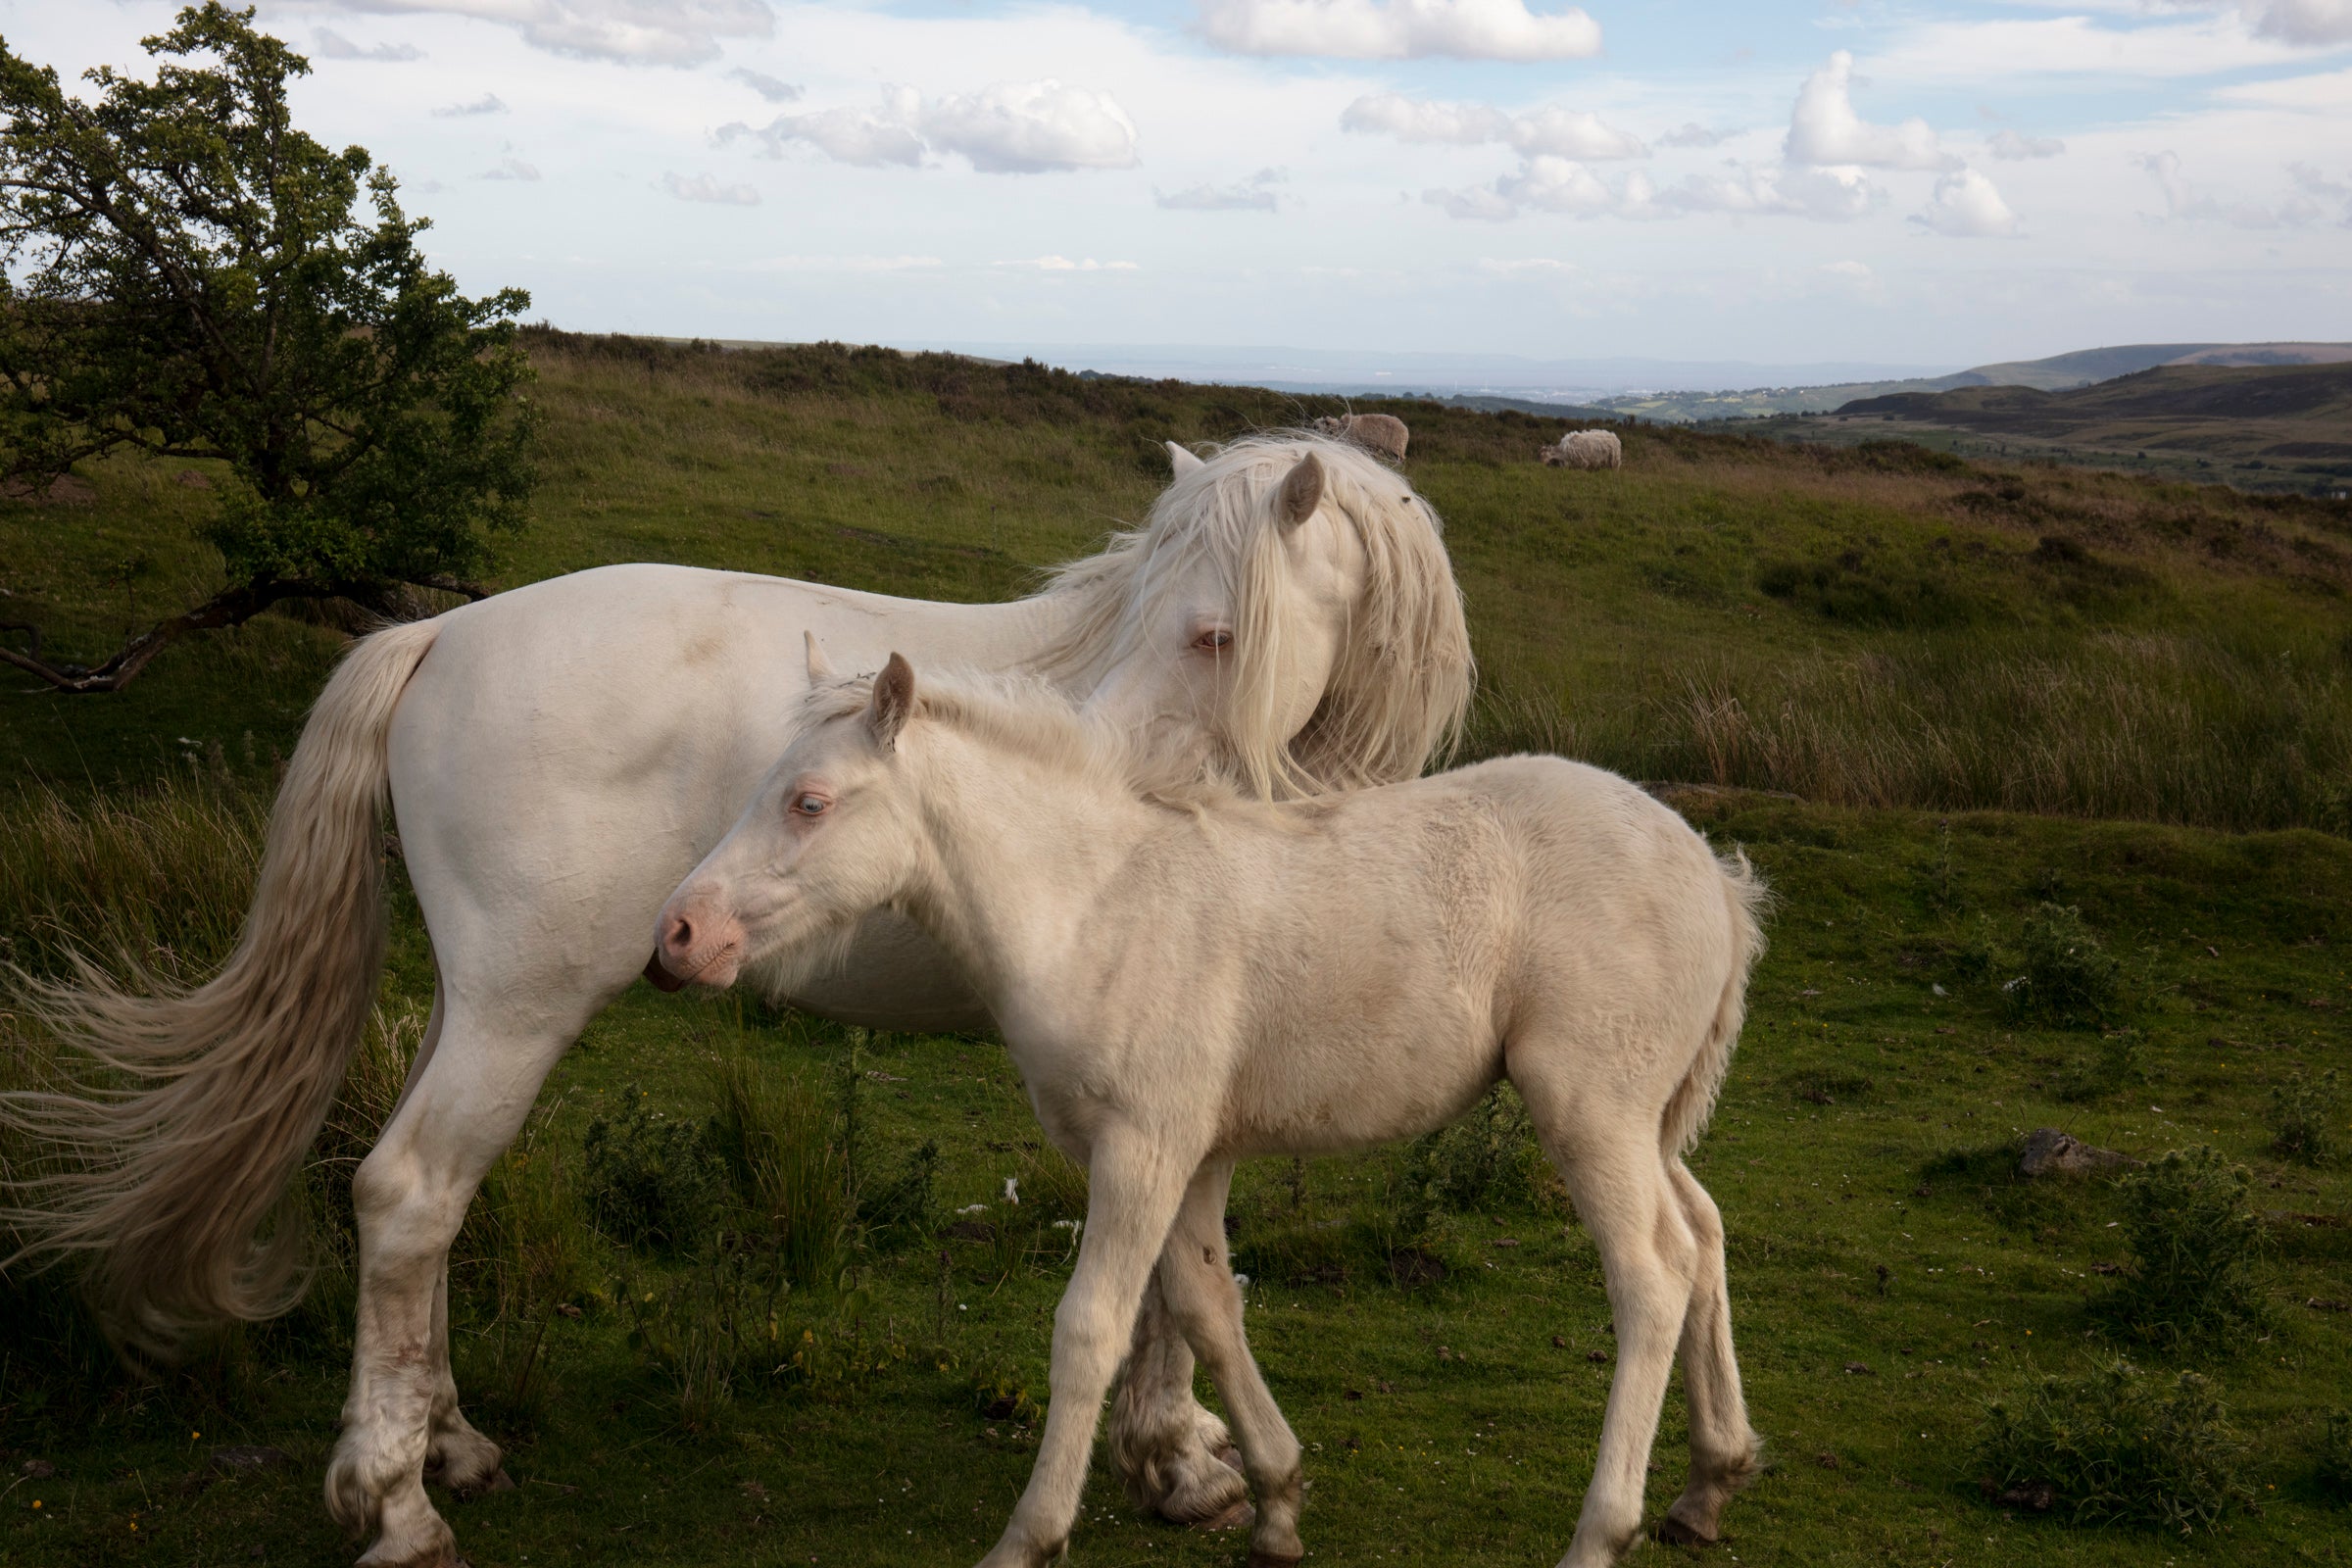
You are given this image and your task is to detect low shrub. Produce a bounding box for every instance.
[2269,1068,2341,1166]
[2108,1146,2265,1343]
[1412,1084,1558,1216]
[581,1087,728,1255]
[2003,903,2125,1027]
[1975,1359,2252,1532]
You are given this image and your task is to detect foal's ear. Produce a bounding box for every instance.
[1166,441,1205,478]
[868,652,915,751]
[1278,452,1325,529]
[804,630,835,684]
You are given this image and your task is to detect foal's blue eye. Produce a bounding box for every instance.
[793,794,829,816]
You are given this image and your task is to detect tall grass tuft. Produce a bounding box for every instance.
[454,1109,589,1432]
[2269,1069,2341,1166]
[1471,631,2352,834]
[2108,1147,2266,1343]
[707,1050,850,1291]
[1976,1359,2253,1532]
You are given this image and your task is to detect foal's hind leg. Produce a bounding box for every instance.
[1659,1159,1761,1545]
[1515,1080,1699,1568]
[1109,1272,1249,1527]
[1154,1158,1308,1566]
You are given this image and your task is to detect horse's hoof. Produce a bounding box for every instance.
[1192,1498,1254,1533]
[1656,1512,1719,1547]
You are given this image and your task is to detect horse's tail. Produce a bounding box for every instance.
[0,617,441,1357]
[1661,849,1769,1157]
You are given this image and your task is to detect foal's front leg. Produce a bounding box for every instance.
[977,1130,1196,1568]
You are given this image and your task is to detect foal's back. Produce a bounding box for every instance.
[1192,755,1739,1157]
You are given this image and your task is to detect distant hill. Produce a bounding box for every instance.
[1747,361,2352,493]
[1602,340,2352,422]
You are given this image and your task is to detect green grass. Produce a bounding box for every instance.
[0,337,2347,1566]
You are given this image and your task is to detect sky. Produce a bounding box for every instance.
[6,0,2351,374]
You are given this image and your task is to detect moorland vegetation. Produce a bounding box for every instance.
[0,332,2347,1567]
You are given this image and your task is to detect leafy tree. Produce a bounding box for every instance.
[0,4,535,692]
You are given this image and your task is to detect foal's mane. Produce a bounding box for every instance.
[1029,432,1473,801]
[797,668,1250,812]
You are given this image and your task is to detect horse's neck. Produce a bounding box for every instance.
[901,728,1157,1006]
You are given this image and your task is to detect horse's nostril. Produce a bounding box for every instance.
[667,915,693,953]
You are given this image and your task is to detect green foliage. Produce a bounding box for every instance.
[2109,1146,2266,1343]
[615,1237,792,1434]
[2269,1069,2341,1166]
[2003,903,2125,1027]
[1404,1084,1557,1217]
[0,4,535,684]
[706,1051,849,1289]
[2053,1032,2146,1103]
[580,1087,727,1255]
[1976,1360,2253,1533]
[967,1346,1042,1425]
[453,1116,586,1431]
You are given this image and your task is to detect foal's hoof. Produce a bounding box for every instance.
[1191,1498,1254,1533]
[1655,1511,1720,1547]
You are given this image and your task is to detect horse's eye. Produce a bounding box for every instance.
[1195,629,1233,652]
[793,794,829,817]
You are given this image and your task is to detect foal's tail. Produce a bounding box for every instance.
[0,618,441,1358]
[1660,850,1769,1157]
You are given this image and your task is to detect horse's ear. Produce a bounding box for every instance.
[868,652,915,751]
[1166,441,1205,478]
[804,630,835,684]
[1278,452,1324,529]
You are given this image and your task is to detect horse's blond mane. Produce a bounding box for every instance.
[1029,432,1473,801]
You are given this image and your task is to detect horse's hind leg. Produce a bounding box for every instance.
[1659,1159,1760,1545]
[326,1004,576,1567]
[1109,1271,1249,1527]
[1514,1075,1698,1568]
[1153,1158,1307,1566]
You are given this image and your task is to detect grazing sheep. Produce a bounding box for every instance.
[1311,412,1409,461]
[1543,429,1622,469]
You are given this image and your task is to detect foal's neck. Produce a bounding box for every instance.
[903,725,1161,1004]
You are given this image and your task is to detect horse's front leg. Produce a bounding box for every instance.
[978,1129,1198,1568]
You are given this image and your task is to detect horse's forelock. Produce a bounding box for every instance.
[1030,431,1472,801]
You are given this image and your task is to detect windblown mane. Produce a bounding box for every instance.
[1029,433,1473,801]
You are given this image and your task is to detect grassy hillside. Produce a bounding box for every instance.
[1744,363,2352,496]
[1,334,2347,1568]
[8,332,2352,832]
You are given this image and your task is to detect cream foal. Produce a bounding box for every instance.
[653,656,1767,1568]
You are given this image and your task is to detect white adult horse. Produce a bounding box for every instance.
[1,435,1471,1568]
[653,654,1769,1568]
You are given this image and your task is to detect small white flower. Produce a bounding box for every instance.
[1051,1218,1081,1233]
[1932,983,1947,997]
[957,1203,987,1215]
[1232,1273,1250,1290]
[1003,1177,1020,1204]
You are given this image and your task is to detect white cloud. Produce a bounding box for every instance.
[997,256,1140,270]
[1787,51,1958,171]
[920,80,1139,173]
[1988,129,2065,160]
[1478,256,1575,274]
[752,254,945,272]
[434,92,508,117]
[311,1,772,66]
[720,90,926,168]
[2137,148,2333,227]
[1497,155,1624,215]
[479,156,541,180]
[1198,0,1601,61]
[1156,168,1287,211]
[1657,122,1724,149]
[1913,167,2020,236]
[2243,0,2352,46]
[1661,164,1882,222]
[730,68,802,103]
[1342,92,1646,159]
[313,26,422,61]
[1821,259,1872,280]
[661,172,761,205]
[1422,184,1518,220]
[723,80,1137,173]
